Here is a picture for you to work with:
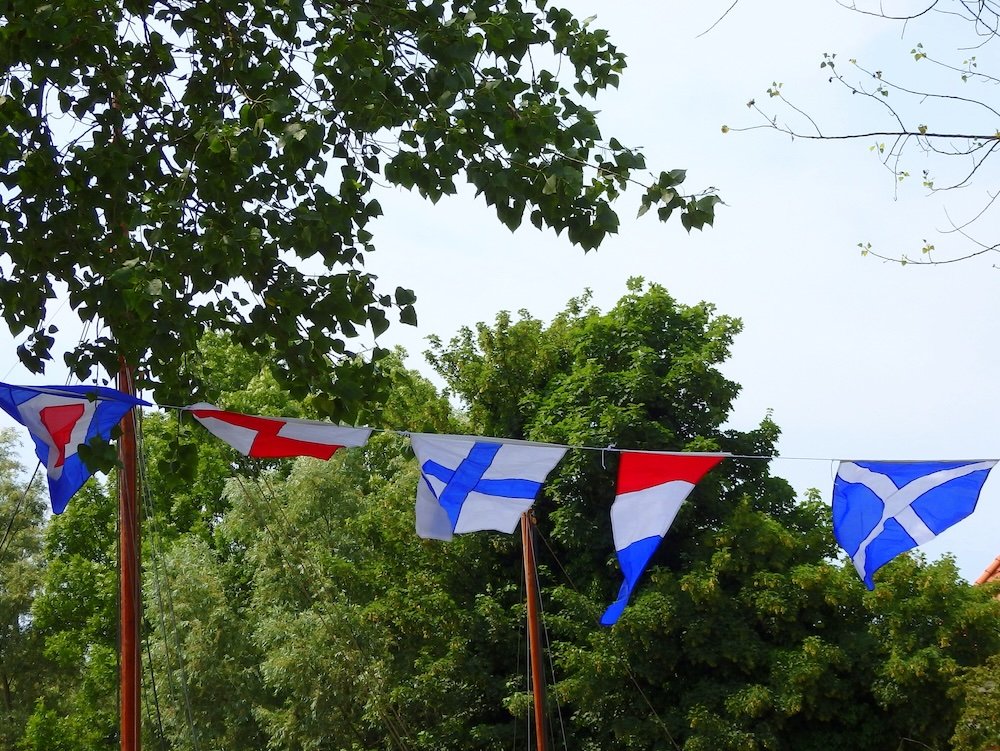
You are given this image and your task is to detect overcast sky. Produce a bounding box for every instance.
[2,1,998,583]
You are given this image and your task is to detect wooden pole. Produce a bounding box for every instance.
[520,511,547,751]
[118,360,141,751]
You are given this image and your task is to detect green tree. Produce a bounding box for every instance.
[0,0,717,416]
[22,481,119,751]
[0,429,47,749]
[146,358,490,750]
[429,280,1000,751]
[951,651,1000,751]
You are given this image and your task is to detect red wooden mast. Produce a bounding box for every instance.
[117,360,141,751]
[520,511,547,751]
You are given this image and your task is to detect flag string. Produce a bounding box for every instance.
[149,401,994,465]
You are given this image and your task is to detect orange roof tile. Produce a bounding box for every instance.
[974,555,1000,585]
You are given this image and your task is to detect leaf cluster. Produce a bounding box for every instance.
[0,0,717,419]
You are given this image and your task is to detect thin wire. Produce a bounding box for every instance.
[142,634,169,751]
[135,410,202,751]
[532,555,570,751]
[0,462,40,560]
[21,395,992,466]
[534,528,682,751]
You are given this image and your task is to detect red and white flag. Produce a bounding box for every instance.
[185,403,371,460]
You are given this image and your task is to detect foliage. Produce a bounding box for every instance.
[951,650,1000,751]
[15,288,1000,750]
[144,358,489,750]
[21,480,119,751]
[724,0,1000,265]
[0,0,718,418]
[429,281,1000,751]
[0,429,47,749]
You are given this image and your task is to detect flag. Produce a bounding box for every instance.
[602,451,724,626]
[0,382,150,514]
[410,433,566,541]
[185,403,371,459]
[833,459,997,589]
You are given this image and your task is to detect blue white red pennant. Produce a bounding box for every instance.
[602,451,724,625]
[0,383,150,513]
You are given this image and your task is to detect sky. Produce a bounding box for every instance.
[2,0,998,583]
[361,0,1000,583]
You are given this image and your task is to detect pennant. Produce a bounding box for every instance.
[833,460,997,589]
[185,403,371,459]
[602,452,723,626]
[0,382,149,514]
[410,433,566,541]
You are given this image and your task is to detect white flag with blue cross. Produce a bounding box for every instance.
[833,459,997,589]
[410,433,567,541]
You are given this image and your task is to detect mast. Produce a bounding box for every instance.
[520,511,547,751]
[118,360,141,751]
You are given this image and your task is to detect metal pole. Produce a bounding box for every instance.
[520,511,547,751]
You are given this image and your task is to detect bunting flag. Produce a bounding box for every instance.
[411,433,566,541]
[833,459,997,589]
[185,403,372,460]
[0,382,150,514]
[602,451,724,626]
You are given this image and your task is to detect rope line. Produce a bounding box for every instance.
[135,409,202,751]
[233,473,415,751]
[533,527,683,751]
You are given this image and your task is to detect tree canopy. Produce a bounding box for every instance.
[0,0,718,417]
[13,284,993,750]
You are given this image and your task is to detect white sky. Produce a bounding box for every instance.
[363,0,1000,583]
[2,1,997,583]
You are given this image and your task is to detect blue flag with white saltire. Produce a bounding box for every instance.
[833,459,997,589]
[410,433,567,541]
[0,383,150,514]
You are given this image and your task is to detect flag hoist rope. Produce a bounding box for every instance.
[521,511,548,751]
[118,360,141,751]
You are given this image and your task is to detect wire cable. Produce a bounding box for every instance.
[135,409,201,751]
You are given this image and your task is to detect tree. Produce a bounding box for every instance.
[145,355,495,750]
[724,1,1000,265]
[0,429,47,749]
[429,280,1000,750]
[0,0,718,416]
[23,289,1000,750]
[951,651,1000,751]
[22,481,119,751]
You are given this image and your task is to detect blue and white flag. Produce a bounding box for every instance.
[833,460,997,589]
[410,433,566,541]
[0,383,150,514]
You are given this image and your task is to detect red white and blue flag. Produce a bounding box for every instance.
[602,451,724,625]
[184,403,372,460]
[0,382,150,514]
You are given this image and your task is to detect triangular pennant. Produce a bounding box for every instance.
[185,403,371,460]
[0,383,150,513]
[602,452,723,626]
[833,459,996,589]
[410,433,566,541]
